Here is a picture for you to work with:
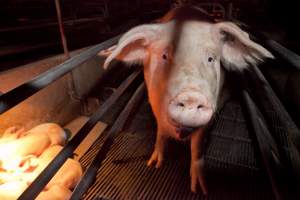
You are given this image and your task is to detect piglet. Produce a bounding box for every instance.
[0,181,71,200]
[0,123,67,171]
[36,185,72,200]
[0,126,25,144]
[0,180,28,200]
[23,145,82,190]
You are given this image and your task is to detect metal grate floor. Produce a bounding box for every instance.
[79,96,275,200]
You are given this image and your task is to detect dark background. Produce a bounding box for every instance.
[0,0,299,70]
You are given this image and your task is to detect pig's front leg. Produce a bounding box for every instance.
[147,130,167,168]
[190,128,207,195]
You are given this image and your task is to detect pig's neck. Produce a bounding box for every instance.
[143,60,177,137]
[143,66,169,118]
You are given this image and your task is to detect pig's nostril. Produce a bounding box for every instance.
[197,105,204,109]
[177,102,185,107]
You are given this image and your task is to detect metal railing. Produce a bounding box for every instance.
[229,18,300,200]
[0,6,299,200]
[18,68,143,200]
[0,35,119,115]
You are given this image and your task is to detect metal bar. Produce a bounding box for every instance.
[265,40,300,70]
[55,0,70,59]
[233,19,300,70]
[227,69,284,199]
[0,17,105,33]
[18,69,142,200]
[54,0,79,101]
[226,2,233,20]
[0,34,120,115]
[248,65,300,177]
[70,82,146,200]
[241,89,283,200]
[0,42,60,57]
[233,18,300,196]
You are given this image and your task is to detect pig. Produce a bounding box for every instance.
[0,180,28,200]
[99,6,273,194]
[22,145,82,190]
[0,145,81,199]
[0,126,25,144]
[36,185,72,200]
[0,181,71,200]
[0,123,67,171]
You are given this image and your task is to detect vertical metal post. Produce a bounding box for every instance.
[227,2,233,20]
[55,0,70,59]
[55,0,80,100]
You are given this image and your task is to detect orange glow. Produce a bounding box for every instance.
[0,123,82,199]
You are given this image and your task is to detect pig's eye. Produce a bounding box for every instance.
[162,53,168,60]
[208,57,214,63]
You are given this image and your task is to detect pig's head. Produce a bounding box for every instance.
[101,11,273,136]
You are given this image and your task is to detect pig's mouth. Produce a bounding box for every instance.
[167,117,200,139]
[175,126,198,139]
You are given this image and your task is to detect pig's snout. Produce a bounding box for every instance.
[168,90,213,129]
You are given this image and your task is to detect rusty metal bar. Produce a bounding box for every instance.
[18,69,142,200]
[55,0,70,59]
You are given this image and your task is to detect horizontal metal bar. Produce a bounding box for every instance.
[18,69,142,200]
[0,42,60,57]
[0,34,120,115]
[70,82,146,200]
[0,17,105,33]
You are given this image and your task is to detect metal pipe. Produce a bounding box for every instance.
[0,35,120,115]
[233,19,300,70]
[241,89,283,200]
[231,18,300,184]
[228,69,284,199]
[70,82,146,200]
[248,65,300,178]
[18,69,142,200]
[226,2,233,20]
[265,40,300,70]
[0,17,104,33]
[55,0,70,59]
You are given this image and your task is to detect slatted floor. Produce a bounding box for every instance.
[79,96,275,200]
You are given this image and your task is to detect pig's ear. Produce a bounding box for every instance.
[99,24,163,69]
[213,22,274,71]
